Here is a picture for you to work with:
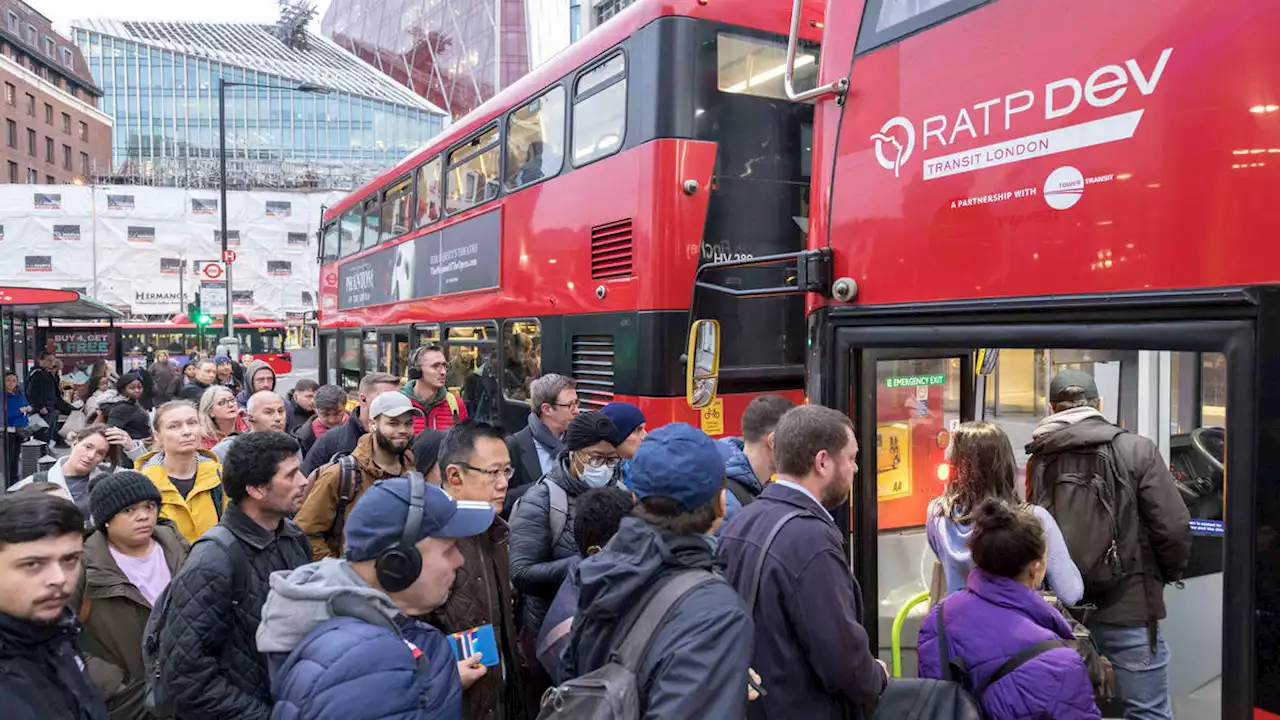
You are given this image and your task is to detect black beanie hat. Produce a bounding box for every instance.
[564,411,619,452]
[414,429,446,476]
[116,371,143,394]
[90,471,162,530]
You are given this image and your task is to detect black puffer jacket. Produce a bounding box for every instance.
[509,454,619,635]
[106,398,151,441]
[300,410,365,477]
[0,608,108,720]
[156,503,311,720]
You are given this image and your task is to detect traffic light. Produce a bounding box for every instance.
[188,293,213,327]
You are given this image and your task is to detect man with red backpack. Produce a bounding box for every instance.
[402,345,468,434]
[1026,370,1191,720]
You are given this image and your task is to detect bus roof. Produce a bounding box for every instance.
[324,0,824,222]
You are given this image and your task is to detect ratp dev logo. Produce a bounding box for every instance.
[871,117,915,178]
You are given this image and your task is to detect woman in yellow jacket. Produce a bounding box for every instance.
[135,400,227,542]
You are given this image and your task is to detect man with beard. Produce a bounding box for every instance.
[719,405,888,720]
[152,432,312,720]
[0,492,108,719]
[295,392,418,560]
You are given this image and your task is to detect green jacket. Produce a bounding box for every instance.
[70,521,190,720]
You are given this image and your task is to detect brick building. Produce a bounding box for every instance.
[0,0,109,185]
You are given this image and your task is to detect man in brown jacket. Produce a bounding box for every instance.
[294,392,418,560]
[428,421,527,720]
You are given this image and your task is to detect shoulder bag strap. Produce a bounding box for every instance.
[936,599,955,681]
[197,526,247,607]
[614,570,715,670]
[546,479,568,543]
[328,594,429,675]
[330,456,358,541]
[977,639,1066,698]
[743,510,804,616]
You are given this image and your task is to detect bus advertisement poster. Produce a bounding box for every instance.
[339,209,501,309]
[39,328,116,373]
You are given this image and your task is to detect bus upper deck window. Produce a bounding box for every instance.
[717,33,818,100]
[572,53,626,166]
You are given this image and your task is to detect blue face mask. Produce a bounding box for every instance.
[581,463,614,488]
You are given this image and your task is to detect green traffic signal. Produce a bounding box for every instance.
[195,314,213,327]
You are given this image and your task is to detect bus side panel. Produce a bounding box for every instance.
[820,0,1280,305]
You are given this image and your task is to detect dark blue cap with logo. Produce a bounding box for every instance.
[344,476,494,561]
[628,422,723,512]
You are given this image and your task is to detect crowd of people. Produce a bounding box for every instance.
[0,348,1192,720]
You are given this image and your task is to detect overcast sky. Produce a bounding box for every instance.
[44,0,332,37]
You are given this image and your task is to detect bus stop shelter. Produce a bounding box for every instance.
[1,287,124,486]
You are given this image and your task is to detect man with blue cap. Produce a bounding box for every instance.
[257,475,494,720]
[556,423,753,719]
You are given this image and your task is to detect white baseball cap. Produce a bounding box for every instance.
[369,392,424,420]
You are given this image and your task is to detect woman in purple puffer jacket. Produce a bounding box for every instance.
[918,500,1101,720]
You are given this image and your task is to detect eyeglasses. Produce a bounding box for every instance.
[214,398,237,408]
[457,462,516,481]
[119,501,159,518]
[554,400,580,411]
[581,453,620,469]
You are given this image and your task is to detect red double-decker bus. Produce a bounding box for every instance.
[691,0,1275,716]
[315,0,825,433]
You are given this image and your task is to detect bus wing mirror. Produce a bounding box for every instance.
[686,319,721,410]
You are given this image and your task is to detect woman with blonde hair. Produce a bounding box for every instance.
[927,421,1083,604]
[197,385,247,450]
[136,400,225,542]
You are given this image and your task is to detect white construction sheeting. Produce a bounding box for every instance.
[0,185,344,318]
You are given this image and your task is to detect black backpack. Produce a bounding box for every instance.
[1030,440,1143,595]
[141,525,248,717]
[303,452,360,556]
[536,570,715,720]
[871,602,983,720]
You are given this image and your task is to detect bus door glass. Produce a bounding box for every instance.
[870,344,1225,719]
[445,323,499,424]
[692,29,818,373]
[378,330,409,377]
[320,333,338,386]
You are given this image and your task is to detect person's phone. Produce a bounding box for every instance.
[449,624,499,667]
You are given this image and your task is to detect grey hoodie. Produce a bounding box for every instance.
[256,557,399,654]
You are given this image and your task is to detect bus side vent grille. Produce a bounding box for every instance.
[591,219,633,280]
[571,334,615,409]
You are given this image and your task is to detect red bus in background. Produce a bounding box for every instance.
[315,0,823,435]
[690,0,1275,716]
[120,316,293,375]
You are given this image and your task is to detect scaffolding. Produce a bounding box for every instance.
[91,155,374,191]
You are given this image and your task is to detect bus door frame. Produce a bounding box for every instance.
[377,325,412,377]
[819,289,1268,720]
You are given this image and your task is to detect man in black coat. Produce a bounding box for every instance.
[178,359,218,404]
[26,351,72,446]
[504,374,579,518]
[292,384,348,458]
[300,373,399,477]
[720,405,887,720]
[0,491,108,719]
[155,432,311,720]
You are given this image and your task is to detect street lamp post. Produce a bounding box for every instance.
[217,78,330,353]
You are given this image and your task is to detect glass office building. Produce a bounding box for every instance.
[71,19,446,178]
[322,0,573,121]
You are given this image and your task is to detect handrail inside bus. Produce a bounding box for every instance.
[785,0,849,103]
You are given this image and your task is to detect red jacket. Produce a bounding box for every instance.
[399,385,467,433]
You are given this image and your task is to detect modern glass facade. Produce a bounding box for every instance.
[71,20,445,176]
[323,0,571,122]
